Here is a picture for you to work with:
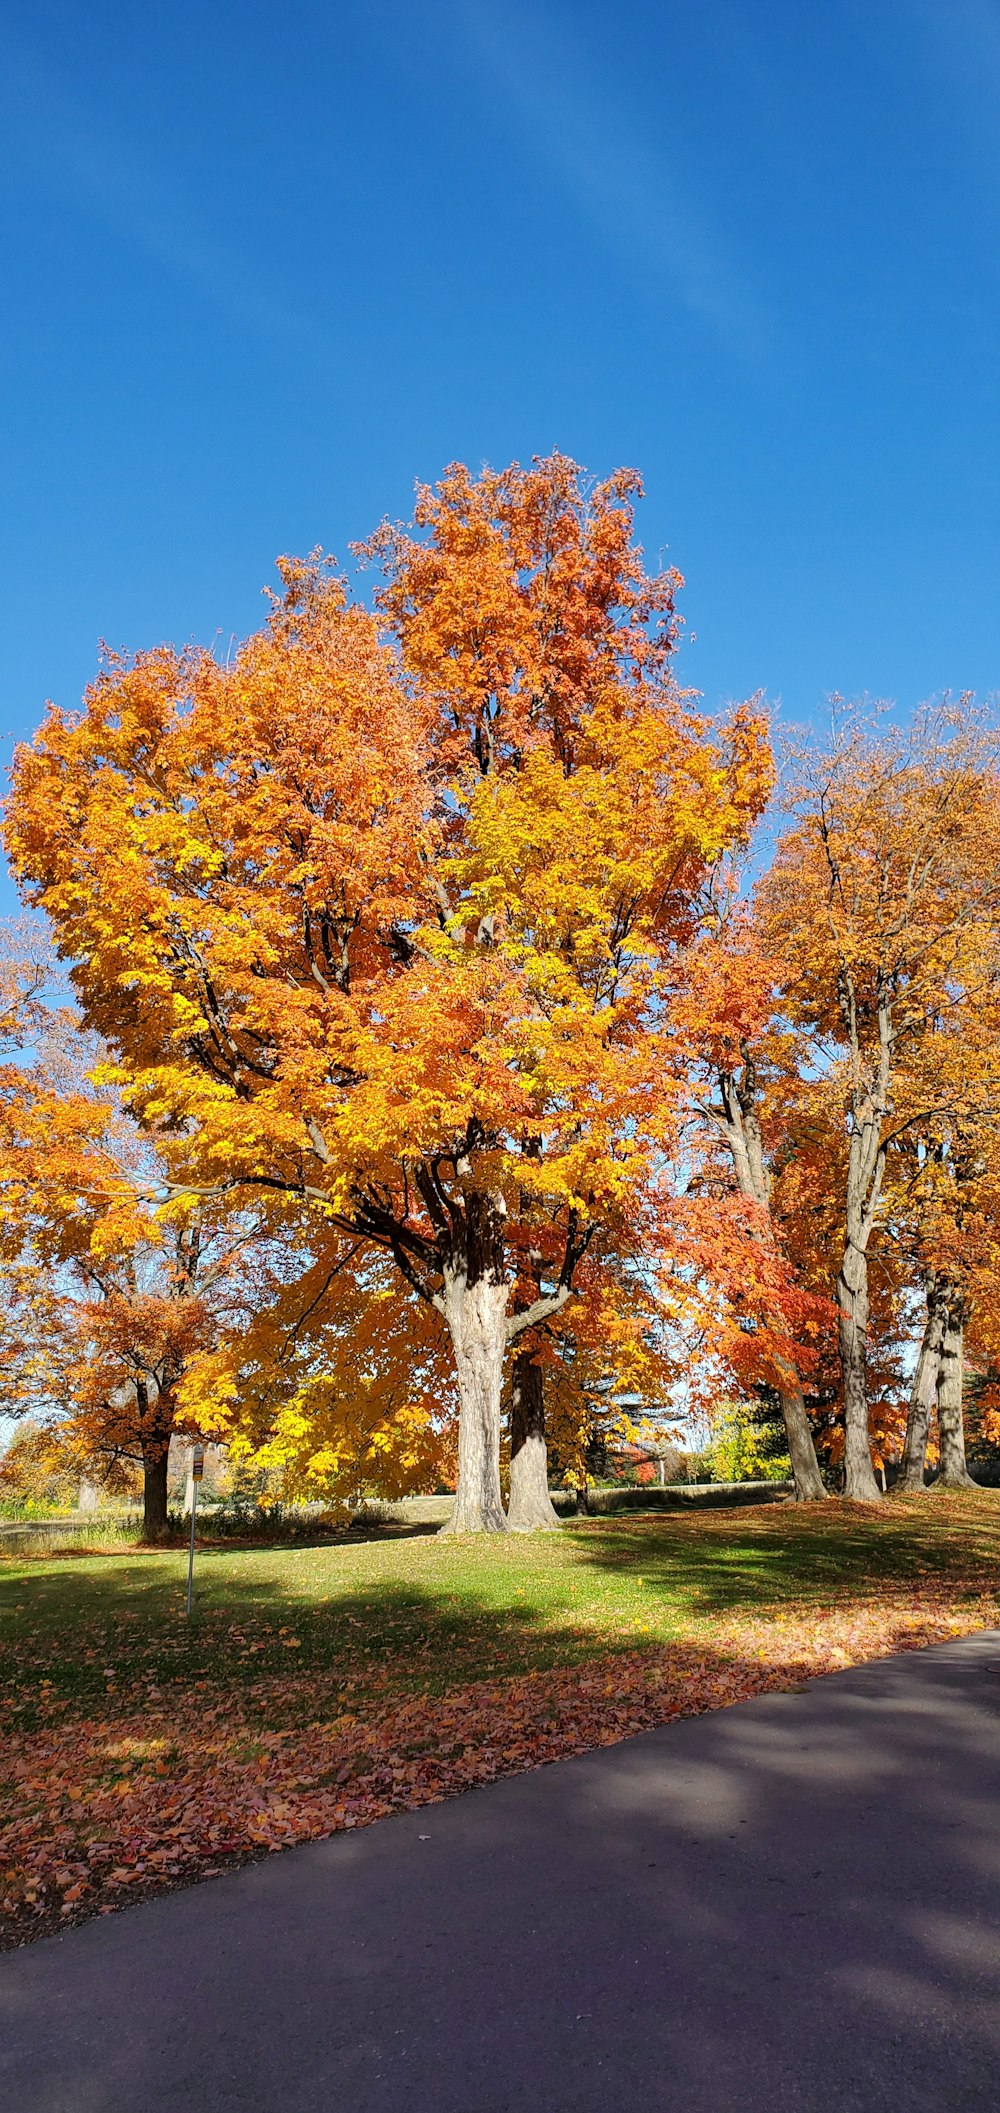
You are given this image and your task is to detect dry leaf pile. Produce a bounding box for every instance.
[3,1578,994,1949]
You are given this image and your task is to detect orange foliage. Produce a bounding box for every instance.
[753,708,1000,1493]
[6,456,772,1530]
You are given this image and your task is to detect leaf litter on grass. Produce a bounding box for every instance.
[3,1568,996,1949]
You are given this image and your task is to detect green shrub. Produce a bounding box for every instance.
[706,1397,791,1484]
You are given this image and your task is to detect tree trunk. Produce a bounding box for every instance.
[507,1351,560,1531]
[715,1077,827,1501]
[142,1447,170,1541]
[440,1264,509,1533]
[829,989,889,1505]
[136,1374,175,1541]
[776,1378,828,1501]
[935,1310,977,1490]
[899,1278,949,1491]
[836,1237,882,1502]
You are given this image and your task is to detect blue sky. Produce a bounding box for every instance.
[2,0,999,918]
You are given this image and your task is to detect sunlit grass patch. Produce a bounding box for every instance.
[3,1490,999,1948]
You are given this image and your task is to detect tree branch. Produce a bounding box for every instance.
[506,1281,574,1342]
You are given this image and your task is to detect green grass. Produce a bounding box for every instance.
[3,1491,999,1737]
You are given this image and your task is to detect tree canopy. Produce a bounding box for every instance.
[5,459,1000,1530]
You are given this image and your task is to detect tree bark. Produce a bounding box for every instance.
[142,1447,170,1541]
[828,978,890,1504]
[137,1375,174,1541]
[422,1167,581,1532]
[836,1234,882,1502]
[777,1381,828,1501]
[714,1072,827,1500]
[899,1277,949,1491]
[507,1351,561,1531]
[439,1216,510,1532]
[934,1310,977,1490]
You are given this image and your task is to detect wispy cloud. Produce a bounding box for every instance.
[450,0,770,358]
[0,34,335,361]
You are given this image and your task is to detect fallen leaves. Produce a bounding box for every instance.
[3,1573,997,1950]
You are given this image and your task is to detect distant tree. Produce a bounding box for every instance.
[759,707,1000,1500]
[0,972,297,1538]
[0,1421,81,1514]
[677,900,830,1500]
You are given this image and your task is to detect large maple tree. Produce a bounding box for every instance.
[7,456,771,1530]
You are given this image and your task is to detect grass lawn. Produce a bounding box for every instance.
[3,1490,999,1948]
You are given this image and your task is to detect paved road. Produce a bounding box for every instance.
[3,1633,1000,2112]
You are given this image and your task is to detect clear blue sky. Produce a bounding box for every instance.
[2,0,998,916]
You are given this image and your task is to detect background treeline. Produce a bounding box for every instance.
[2,455,999,1539]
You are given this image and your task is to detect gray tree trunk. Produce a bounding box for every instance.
[440,1264,510,1533]
[507,1351,560,1531]
[778,1383,828,1501]
[715,1075,827,1501]
[899,1278,949,1491]
[935,1311,977,1490]
[829,981,890,1504]
[434,1168,581,1532]
[836,1235,882,1502]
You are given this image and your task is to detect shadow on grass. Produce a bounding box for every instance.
[3,1493,999,1736]
[0,1569,609,1733]
[561,1490,1000,1617]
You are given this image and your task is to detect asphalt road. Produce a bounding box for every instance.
[4,1632,1000,2112]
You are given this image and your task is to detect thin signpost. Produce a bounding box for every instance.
[185,1443,205,1618]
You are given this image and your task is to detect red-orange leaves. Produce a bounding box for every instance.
[7,460,773,1532]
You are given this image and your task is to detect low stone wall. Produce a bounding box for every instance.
[358,1481,793,1528]
[0,1513,139,1555]
[1,1482,794,1552]
[553,1480,793,1515]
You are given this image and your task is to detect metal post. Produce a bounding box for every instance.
[185,1479,198,1616]
[185,1443,204,1617]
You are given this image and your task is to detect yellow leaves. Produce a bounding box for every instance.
[244,1382,448,1511]
[2,453,779,1490]
[765,710,1000,1050]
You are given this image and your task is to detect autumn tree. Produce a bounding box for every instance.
[7,456,772,1532]
[356,456,770,1524]
[0,1420,85,1513]
[676,899,830,1500]
[760,707,1000,1500]
[189,1243,454,1516]
[0,974,308,1537]
[892,965,1000,1491]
